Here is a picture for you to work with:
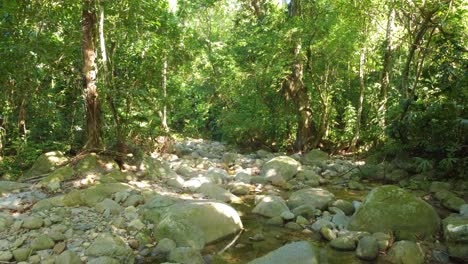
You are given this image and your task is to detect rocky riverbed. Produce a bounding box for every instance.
[0,138,467,263]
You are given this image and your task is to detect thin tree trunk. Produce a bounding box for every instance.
[18,99,27,138]
[82,0,101,149]
[160,57,169,133]
[351,47,366,150]
[378,6,395,130]
[401,14,433,98]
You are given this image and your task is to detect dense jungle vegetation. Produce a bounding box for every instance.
[0,0,467,179]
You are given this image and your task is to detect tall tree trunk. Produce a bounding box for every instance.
[160,57,170,133]
[82,0,101,149]
[284,0,317,152]
[351,47,366,150]
[378,6,395,130]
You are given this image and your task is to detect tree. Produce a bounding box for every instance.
[82,0,101,149]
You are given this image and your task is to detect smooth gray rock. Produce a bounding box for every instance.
[287,188,335,210]
[252,195,290,218]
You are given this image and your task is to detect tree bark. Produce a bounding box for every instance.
[160,57,170,133]
[351,47,366,150]
[282,0,317,152]
[82,0,101,149]
[378,6,395,130]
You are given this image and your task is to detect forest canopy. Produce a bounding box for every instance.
[0,0,466,179]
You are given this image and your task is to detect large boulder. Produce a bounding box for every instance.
[301,149,328,166]
[62,183,132,207]
[287,188,335,210]
[0,181,30,194]
[443,215,468,261]
[261,156,300,185]
[196,183,240,203]
[85,233,134,263]
[348,185,440,240]
[23,151,68,179]
[153,200,243,250]
[252,195,290,218]
[248,241,320,264]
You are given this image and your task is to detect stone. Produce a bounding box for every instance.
[331,212,350,230]
[442,196,466,212]
[285,222,302,230]
[356,236,379,260]
[281,211,295,220]
[347,181,365,190]
[0,251,13,261]
[0,240,9,251]
[41,165,74,184]
[266,216,283,226]
[123,194,144,207]
[156,238,176,253]
[76,153,101,174]
[387,241,425,264]
[128,219,145,231]
[348,185,440,240]
[85,233,134,263]
[248,241,320,264]
[443,215,468,260]
[22,216,43,230]
[292,205,316,219]
[385,169,408,183]
[53,242,66,254]
[434,190,457,201]
[64,183,131,207]
[167,175,185,189]
[31,235,55,251]
[311,219,334,232]
[22,151,68,179]
[229,182,250,195]
[429,181,451,193]
[372,232,391,251]
[197,183,240,203]
[296,216,309,225]
[153,201,243,250]
[252,195,290,218]
[95,199,123,215]
[331,199,355,216]
[301,149,328,166]
[461,204,468,218]
[287,188,335,210]
[330,236,357,251]
[55,250,81,264]
[0,181,31,194]
[168,247,204,264]
[88,256,120,264]
[261,156,300,184]
[356,164,385,180]
[12,248,32,262]
[204,168,228,184]
[320,226,336,241]
[235,172,251,183]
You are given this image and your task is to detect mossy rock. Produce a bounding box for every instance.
[75,153,100,174]
[301,149,328,166]
[41,166,74,184]
[62,183,131,207]
[23,151,68,179]
[348,185,440,240]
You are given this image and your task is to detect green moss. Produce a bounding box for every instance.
[41,165,74,184]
